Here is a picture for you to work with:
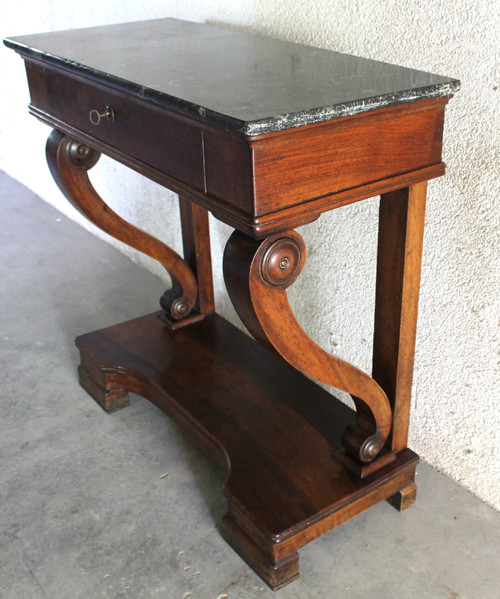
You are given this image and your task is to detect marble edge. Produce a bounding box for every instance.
[238,80,461,136]
[4,36,461,137]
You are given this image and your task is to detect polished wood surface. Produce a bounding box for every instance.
[76,312,419,589]
[26,62,205,192]
[373,183,428,451]
[178,196,215,316]
[249,98,446,213]
[45,129,202,325]
[24,59,448,237]
[6,18,458,590]
[223,229,393,470]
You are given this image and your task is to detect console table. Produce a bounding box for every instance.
[5,18,459,590]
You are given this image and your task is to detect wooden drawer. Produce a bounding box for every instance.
[22,60,449,235]
[250,98,447,215]
[25,61,205,191]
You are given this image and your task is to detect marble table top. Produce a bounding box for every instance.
[5,18,460,136]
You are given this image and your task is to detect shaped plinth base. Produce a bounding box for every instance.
[75,312,419,590]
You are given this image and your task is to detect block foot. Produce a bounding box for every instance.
[220,515,299,591]
[77,349,130,413]
[387,482,417,511]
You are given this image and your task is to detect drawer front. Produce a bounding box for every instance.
[25,61,205,191]
[251,99,446,215]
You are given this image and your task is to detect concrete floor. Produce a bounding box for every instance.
[1,169,499,599]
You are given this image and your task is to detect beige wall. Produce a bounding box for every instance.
[2,1,499,509]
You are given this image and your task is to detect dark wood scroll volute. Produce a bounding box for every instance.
[223,228,394,474]
[45,129,214,327]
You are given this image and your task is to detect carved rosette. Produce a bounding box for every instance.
[223,229,393,466]
[65,138,100,169]
[259,235,305,288]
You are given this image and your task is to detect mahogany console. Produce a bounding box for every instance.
[5,19,459,589]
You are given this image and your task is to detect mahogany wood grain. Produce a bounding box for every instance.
[7,21,458,591]
[178,196,215,315]
[34,100,446,238]
[220,517,300,590]
[27,61,205,191]
[223,229,393,469]
[75,312,418,589]
[203,128,254,213]
[372,182,428,451]
[30,102,320,238]
[78,346,130,413]
[387,482,418,511]
[242,162,444,238]
[45,129,199,322]
[249,98,447,214]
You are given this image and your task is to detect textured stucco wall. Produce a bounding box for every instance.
[2,1,499,510]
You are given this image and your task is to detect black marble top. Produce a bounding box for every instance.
[5,18,460,136]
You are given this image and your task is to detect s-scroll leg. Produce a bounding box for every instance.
[223,229,394,476]
[46,129,202,326]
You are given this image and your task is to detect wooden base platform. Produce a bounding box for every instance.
[75,312,418,590]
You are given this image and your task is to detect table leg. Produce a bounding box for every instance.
[387,482,418,511]
[223,228,394,475]
[372,183,427,509]
[51,134,425,586]
[45,128,214,328]
[178,196,215,315]
[373,182,427,453]
[46,129,215,411]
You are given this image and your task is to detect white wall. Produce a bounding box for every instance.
[2,1,499,510]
